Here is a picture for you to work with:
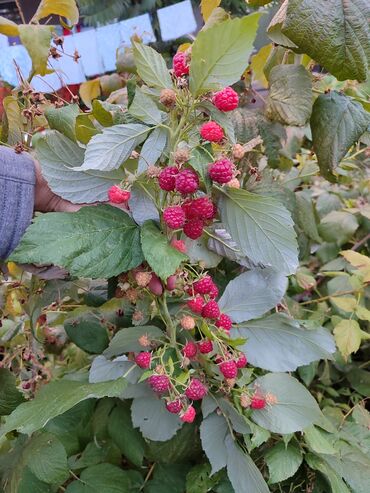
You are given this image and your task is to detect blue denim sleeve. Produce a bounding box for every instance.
[0,147,35,260]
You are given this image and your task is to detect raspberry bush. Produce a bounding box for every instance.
[1,0,370,492]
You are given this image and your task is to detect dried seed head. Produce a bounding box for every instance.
[160,88,177,108]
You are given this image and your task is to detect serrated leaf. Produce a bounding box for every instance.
[144,464,188,493]
[333,319,362,361]
[319,211,359,245]
[34,131,125,203]
[75,113,99,144]
[304,425,337,455]
[138,127,167,173]
[141,221,187,281]
[219,268,287,323]
[265,442,302,484]
[89,355,135,384]
[133,42,173,90]
[64,315,109,354]
[282,0,370,82]
[218,187,298,275]
[19,25,53,76]
[251,373,324,434]
[104,326,165,358]
[0,368,25,415]
[200,413,228,474]
[267,1,298,48]
[131,395,182,441]
[233,313,335,372]
[266,64,312,126]
[45,104,79,142]
[330,297,357,312]
[311,92,370,181]
[129,184,160,225]
[32,0,79,25]
[295,192,321,243]
[10,205,143,278]
[1,379,127,437]
[201,0,221,21]
[340,250,370,269]
[129,87,163,125]
[306,454,351,493]
[78,123,150,171]
[189,14,261,96]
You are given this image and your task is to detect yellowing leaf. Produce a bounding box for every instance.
[19,25,53,76]
[330,296,357,312]
[0,16,19,36]
[250,43,272,88]
[341,250,370,269]
[5,288,27,317]
[80,79,101,108]
[356,305,370,321]
[7,262,24,279]
[201,0,221,21]
[333,319,362,361]
[32,0,79,25]
[177,43,192,53]
[3,96,22,145]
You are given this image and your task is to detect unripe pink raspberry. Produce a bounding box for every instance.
[201,300,220,319]
[232,143,246,160]
[212,87,239,112]
[193,275,216,295]
[148,374,171,393]
[183,219,204,239]
[147,273,163,296]
[158,166,179,191]
[187,295,205,314]
[209,159,234,184]
[108,185,131,203]
[251,395,266,409]
[236,353,247,368]
[166,399,183,414]
[182,197,215,220]
[175,169,199,194]
[171,238,187,253]
[181,315,196,330]
[135,271,152,287]
[240,394,252,408]
[198,339,213,354]
[163,206,185,229]
[200,121,224,142]
[215,313,232,331]
[135,352,152,369]
[174,148,190,165]
[185,378,207,400]
[181,405,196,423]
[219,360,238,379]
[182,341,198,359]
[166,274,177,291]
[226,178,240,188]
[173,51,189,77]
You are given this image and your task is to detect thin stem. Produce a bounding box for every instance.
[352,233,370,251]
[160,292,177,347]
[299,288,363,306]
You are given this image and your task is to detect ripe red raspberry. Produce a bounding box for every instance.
[163,206,185,229]
[182,341,198,359]
[181,405,196,423]
[208,284,219,299]
[198,339,213,354]
[187,295,205,314]
[182,197,215,220]
[183,219,204,239]
[209,159,234,184]
[185,378,208,400]
[175,169,199,194]
[166,399,183,414]
[212,87,239,112]
[173,52,189,77]
[108,185,131,203]
[215,314,232,331]
[181,315,196,330]
[219,360,238,379]
[135,352,151,369]
[200,121,224,143]
[202,300,220,319]
[148,374,171,394]
[171,238,187,253]
[236,353,247,369]
[251,395,266,410]
[158,166,179,191]
[193,275,216,295]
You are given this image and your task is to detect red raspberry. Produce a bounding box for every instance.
[173,52,189,77]
[148,374,171,394]
[193,275,216,295]
[135,352,151,369]
[108,185,131,203]
[236,353,247,369]
[219,360,238,379]
[198,339,213,354]
[212,87,239,112]
[202,300,220,319]
[251,395,266,410]
[185,378,208,400]
[187,295,205,314]
[163,206,185,229]
[171,238,187,253]
[183,219,204,239]
[215,314,232,331]
[182,341,198,359]
[158,166,179,191]
[175,169,199,194]
[209,159,234,184]
[200,121,224,143]
[208,284,219,299]
[181,405,196,423]
[166,399,183,414]
[182,197,215,220]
